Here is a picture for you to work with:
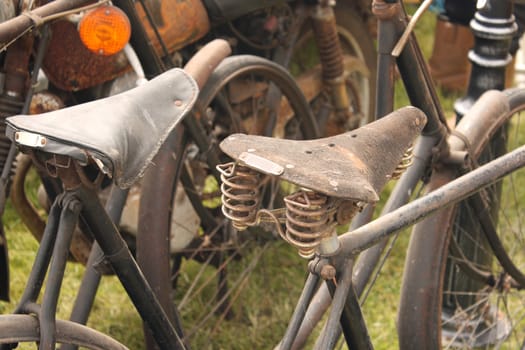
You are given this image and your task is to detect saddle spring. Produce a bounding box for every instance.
[283,190,337,259]
[218,161,343,258]
[391,144,414,180]
[217,162,266,230]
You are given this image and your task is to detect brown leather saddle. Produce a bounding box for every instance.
[220,106,427,202]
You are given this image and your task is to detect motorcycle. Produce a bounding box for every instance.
[0,0,376,302]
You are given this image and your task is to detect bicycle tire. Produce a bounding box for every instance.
[136,55,319,349]
[399,88,525,349]
[0,314,128,349]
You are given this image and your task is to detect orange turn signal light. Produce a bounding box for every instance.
[78,5,131,56]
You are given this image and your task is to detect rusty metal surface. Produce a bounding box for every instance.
[42,20,130,91]
[311,4,344,81]
[135,0,210,56]
[220,106,426,201]
[371,0,400,20]
[29,92,64,114]
[3,33,32,98]
[0,0,90,44]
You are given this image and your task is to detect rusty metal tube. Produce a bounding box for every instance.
[0,0,91,44]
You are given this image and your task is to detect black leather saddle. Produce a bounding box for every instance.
[220,106,427,202]
[6,68,198,188]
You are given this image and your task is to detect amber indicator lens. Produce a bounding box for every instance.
[78,5,131,56]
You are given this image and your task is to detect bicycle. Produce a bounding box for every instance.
[0,38,236,350]
[1,1,524,350]
[0,34,322,350]
[0,0,346,347]
[213,0,525,348]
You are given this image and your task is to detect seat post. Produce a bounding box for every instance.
[39,194,82,350]
[75,185,188,350]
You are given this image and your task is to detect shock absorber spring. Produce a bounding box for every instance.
[311,4,344,81]
[311,2,354,130]
[218,162,266,230]
[284,190,337,258]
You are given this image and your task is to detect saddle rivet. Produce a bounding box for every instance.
[174,99,183,107]
[286,164,295,169]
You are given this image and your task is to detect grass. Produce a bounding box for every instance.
[0,5,505,350]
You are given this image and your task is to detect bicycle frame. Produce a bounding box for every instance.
[358,0,517,305]
[6,184,186,350]
[277,0,525,348]
[1,0,523,349]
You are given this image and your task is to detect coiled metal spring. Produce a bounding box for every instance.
[391,144,414,180]
[218,162,265,230]
[283,190,336,258]
[311,5,344,81]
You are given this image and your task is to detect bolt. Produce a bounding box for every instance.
[320,264,337,280]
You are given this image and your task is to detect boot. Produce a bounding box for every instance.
[428,16,474,92]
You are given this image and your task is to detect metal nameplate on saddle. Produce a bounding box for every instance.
[220,106,427,202]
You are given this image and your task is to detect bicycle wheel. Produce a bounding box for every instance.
[399,88,525,349]
[136,55,319,349]
[0,314,127,349]
[290,1,376,133]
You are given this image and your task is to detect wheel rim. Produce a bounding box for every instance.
[441,106,525,349]
[169,60,315,348]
